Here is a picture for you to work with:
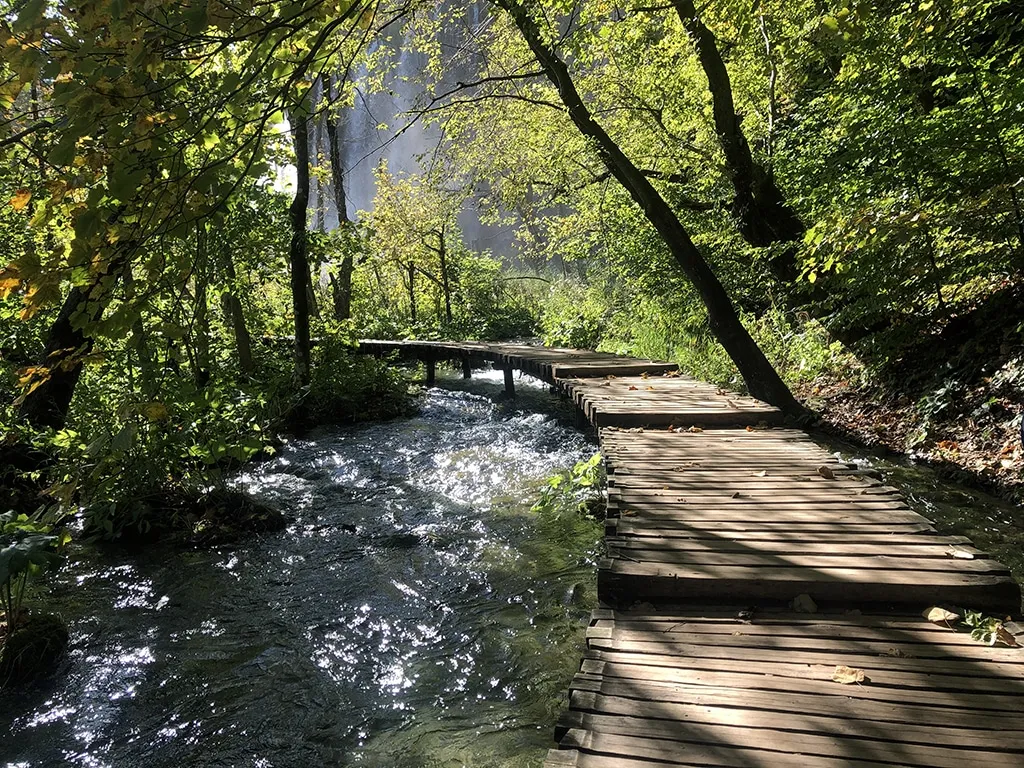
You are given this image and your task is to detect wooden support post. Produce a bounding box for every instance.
[426,358,436,384]
[575,406,590,429]
[503,365,515,397]
[462,356,472,379]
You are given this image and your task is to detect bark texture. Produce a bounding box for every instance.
[289,112,313,387]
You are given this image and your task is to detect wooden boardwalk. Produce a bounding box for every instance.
[356,340,1024,766]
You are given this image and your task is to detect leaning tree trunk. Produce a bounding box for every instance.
[326,74,354,321]
[495,0,805,416]
[289,111,313,388]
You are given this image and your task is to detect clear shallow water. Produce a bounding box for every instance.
[1,370,601,768]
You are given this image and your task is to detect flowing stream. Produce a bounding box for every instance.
[4,370,1023,768]
[1,370,602,768]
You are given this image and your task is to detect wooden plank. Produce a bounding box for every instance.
[584,645,1024,683]
[571,668,1024,715]
[605,536,984,556]
[604,548,1008,574]
[565,708,1024,765]
[584,628,1024,662]
[599,561,1021,612]
[580,655,1024,695]
[569,680,1024,731]
[561,727,1024,768]
[609,518,938,534]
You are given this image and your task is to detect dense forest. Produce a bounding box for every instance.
[1,0,1022,689]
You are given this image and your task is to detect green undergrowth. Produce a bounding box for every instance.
[1,335,413,545]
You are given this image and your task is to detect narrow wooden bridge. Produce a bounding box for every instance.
[358,340,1024,767]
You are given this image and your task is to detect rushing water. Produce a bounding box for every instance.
[0,370,602,768]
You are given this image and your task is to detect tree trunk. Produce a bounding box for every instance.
[326,75,355,321]
[438,226,453,325]
[194,221,211,387]
[670,0,805,281]
[495,0,804,416]
[220,248,254,374]
[289,111,312,387]
[407,262,417,323]
[16,280,107,429]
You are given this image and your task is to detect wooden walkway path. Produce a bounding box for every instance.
[356,340,1024,767]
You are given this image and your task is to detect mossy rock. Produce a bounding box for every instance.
[0,612,69,687]
[184,488,288,547]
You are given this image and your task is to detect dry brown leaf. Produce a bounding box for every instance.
[687,426,703,433]
[645,386,655,391]
[995,626,1020,647]
[817,465,836,480]
[923,606,961,627]
[832,665,866,685]
[640,372,649,380]
[10,189,31,211]
[621,510,637,517]
[745,425,755,432]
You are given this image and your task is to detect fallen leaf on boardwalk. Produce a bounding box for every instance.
[600,381,611,387]
[923,606,961,627]
[621,510,637,517]
[817,465,836,479]
[995,626,1020,647]
[645,386,655,391]
[628,385,639,391]
[832,665,866,685]
[746,425,754,432]
[730,491,742,498]
[640,372,649,380]
[754,470,767,477]
[791,593,818,613]
[946,545,975,560]
[688,426,703,433]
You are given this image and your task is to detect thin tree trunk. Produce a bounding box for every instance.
[434,226,453,325]
[326,74,354,320]
[495,1,804,415]
[220,248,254,374]
[407,262,417,323]
[289,111,312,387]
[194,221,211,387]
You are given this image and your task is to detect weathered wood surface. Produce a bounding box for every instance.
[348,340,1023,766]
[599,426,1020,612]
[545,609,1024,768]
[558,374,783,428]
